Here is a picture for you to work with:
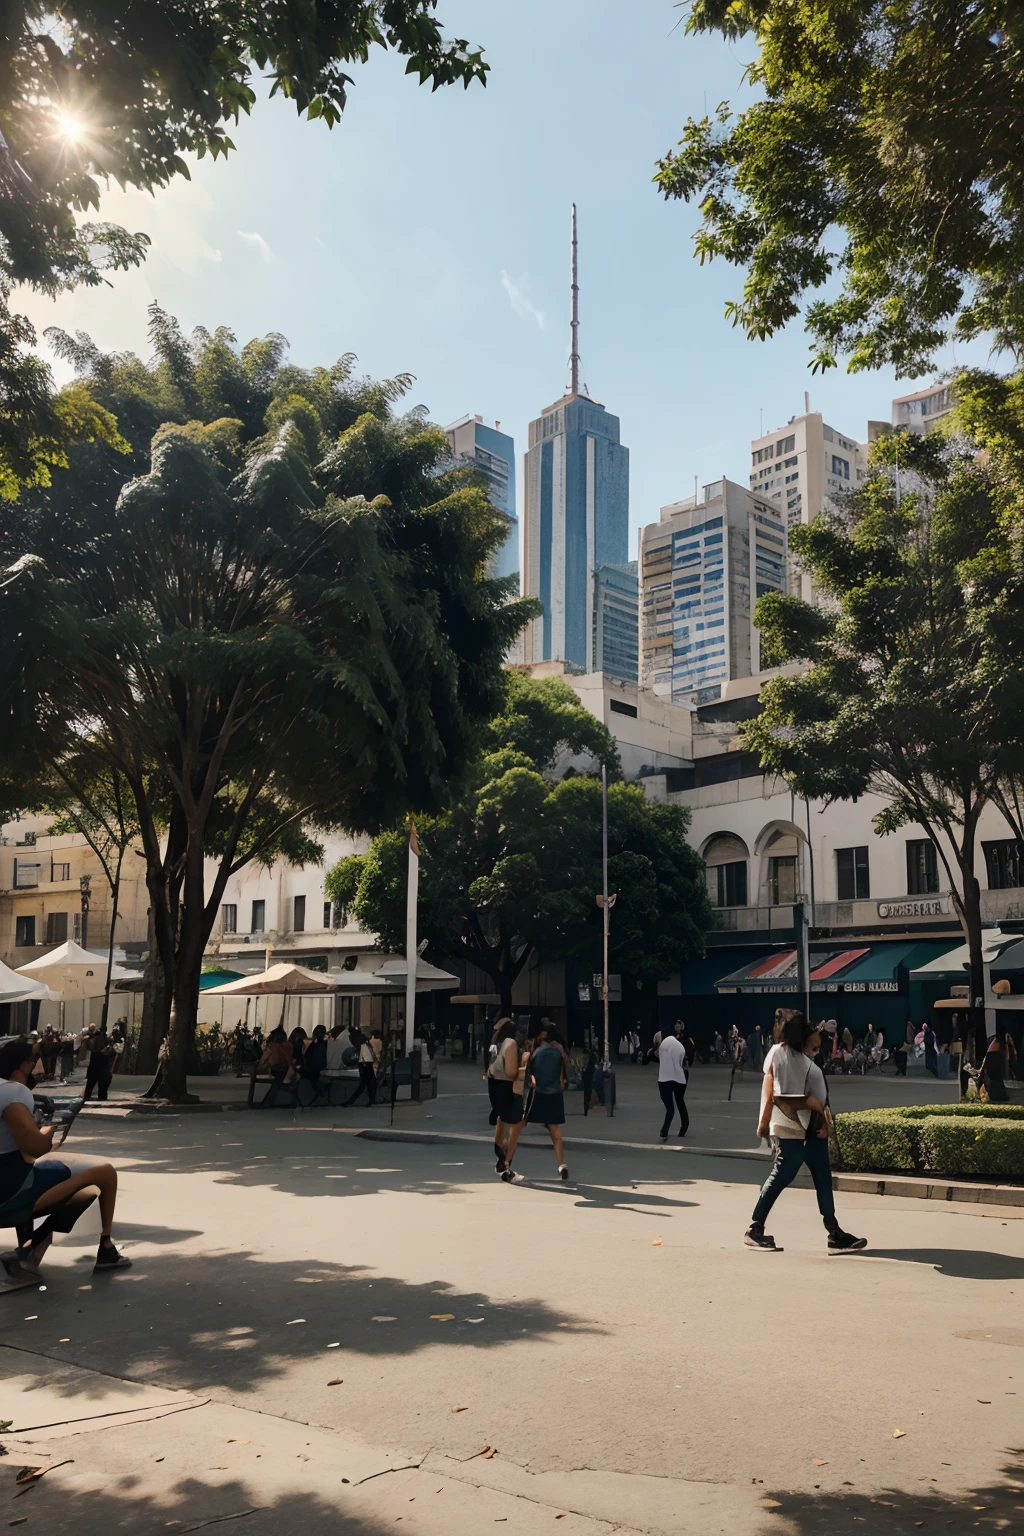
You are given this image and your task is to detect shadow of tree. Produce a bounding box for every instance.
[1,1249,598,1398]
[765,1448,1024,1533]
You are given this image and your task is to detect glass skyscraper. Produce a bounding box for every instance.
[446,414,518,583]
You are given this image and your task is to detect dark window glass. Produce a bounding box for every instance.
[609,699,638,718]
[15,915,36,946]
[836,846,870,900]
[983,840,1023,890]
[221,903,237,934]
[45,911,68,944]
[711,861,748,907]
[906,840,939,895]
[769,856,798,905]
[251,899,266,933]
[293,895,306,932]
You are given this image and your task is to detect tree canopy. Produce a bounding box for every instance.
[655,1,1024,374]
[0,1,487,496]
[0,312,532,1097]
[745,410,1024,1057]
[328,673,711,1013]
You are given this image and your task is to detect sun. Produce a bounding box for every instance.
[54,111,87,144]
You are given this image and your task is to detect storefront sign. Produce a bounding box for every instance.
[876,897,948,919]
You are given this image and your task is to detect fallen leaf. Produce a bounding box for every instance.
[10,1519,28,1527]
[892,1430,906,1439]
[476,1447,496,1460]
[156,1457,165,1463]
[430,1314,455,1322]
[812,1458,828,1466]
[651,1238,663,1247]
[326,1342,341,1349]
[327,1379,344,1386]
[285,1319,306,1326]
[451,1405,468,1414]
[15,1460,72,1486]
[465,1318,484,1324]
[227,1439,250,1445]
[556,1515,568,1521]
[58,1338,70,1343]
[371,1316,396,1324]
[978,1400,992,1404]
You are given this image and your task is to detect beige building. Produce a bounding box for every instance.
[749,411,866,599]
[891,383,955,436]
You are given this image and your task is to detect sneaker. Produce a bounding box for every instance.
[94,1242,132,1273]
[827,1229,867,1254]
[501,1168,525,1184]
[743,1228,782,1252]
[558,1164,569,1181]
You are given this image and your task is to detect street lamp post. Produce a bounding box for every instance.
[595,764,617,1114]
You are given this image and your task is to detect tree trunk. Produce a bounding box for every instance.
[498,980,514,1017]
[136,907,170,1078]
[99,848,124,1034]
[962,874,987,1089]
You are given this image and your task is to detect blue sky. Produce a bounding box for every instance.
[24,0,992,551]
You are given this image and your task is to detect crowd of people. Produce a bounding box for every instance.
[16,1021,127,1100]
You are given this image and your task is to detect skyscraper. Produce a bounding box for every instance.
[639,478,787,704]
[445,414,518,582]
[522,207,630,670]
[592,561,639,683]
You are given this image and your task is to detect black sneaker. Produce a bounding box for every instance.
[827,1229,867,1254]
[743,1228,782,1252]
[94,1242,132,1273]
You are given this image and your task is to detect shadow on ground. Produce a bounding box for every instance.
[0,1248,599,1398]
[765,1447,1024,1533]
[865,1248,1024,1280]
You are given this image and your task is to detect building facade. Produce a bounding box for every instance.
[639,478,787,706]
[592,560,638,682]
[445,414,518,582]
[749,412,865,599]
[522,392,629,671]
[891,383,955,437]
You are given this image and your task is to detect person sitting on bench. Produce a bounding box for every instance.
[0,1039,131,1274]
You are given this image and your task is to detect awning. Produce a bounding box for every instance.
[909,928,1019,980]
[716,942,946,995]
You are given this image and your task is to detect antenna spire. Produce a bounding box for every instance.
[570,203,580,397]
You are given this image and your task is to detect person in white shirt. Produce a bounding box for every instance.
[744,1012,867,1255]
[657,1024,689,1139]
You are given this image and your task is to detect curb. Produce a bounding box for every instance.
[831,1172,1024,1207]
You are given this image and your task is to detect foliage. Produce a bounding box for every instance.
[655,1,1024,373]
[834,1106,1024,1180]
[0,2,486,495]
[0,313,534,1097]
[328,674,711,1010]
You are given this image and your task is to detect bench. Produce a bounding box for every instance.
[247,1066,359,1109]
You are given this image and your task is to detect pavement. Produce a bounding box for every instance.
[3,1061,1023,1534]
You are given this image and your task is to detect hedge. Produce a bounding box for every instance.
[833,1105,1024,1180]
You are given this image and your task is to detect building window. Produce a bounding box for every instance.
[221,903,237,934]
[712,861,748,907]
[983,840,1023,891]
[323,901,332,929]
[15,915,36,946]
[906,840,939,895]
[50,860,70,882]
[609,698,638,718]
[836,846,870,901]
[251,899,266,933]
[293,895,306,932]
[45,911,68,945]
[13,860,40,889]
[73,913,83,943]
[831,455,850,479]
[768,856,798,905]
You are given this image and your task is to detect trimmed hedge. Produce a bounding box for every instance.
[833,1104,1024,1180]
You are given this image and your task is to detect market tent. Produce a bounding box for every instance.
[199,967,245,991]
[908,928,1019,981]
[0,956,54,1005]
[201,962,344,997]
[373,960,459,992]
[16,940,141,999]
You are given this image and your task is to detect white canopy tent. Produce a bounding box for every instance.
[0,956,55,1007]
[16,940,142,1031]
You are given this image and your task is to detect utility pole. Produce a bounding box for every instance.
[595,764,617,1113]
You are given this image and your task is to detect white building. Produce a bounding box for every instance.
[639,478,787,706]
[749,411,866,599]
[891,383,955,437]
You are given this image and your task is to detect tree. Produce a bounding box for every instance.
[0,318,533,1100]
[327,674,712,1014]
[655,2,1024,375]
[0,2,487,494]
[744,425,1024,1070]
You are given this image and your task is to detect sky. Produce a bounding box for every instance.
[21,0,994,553]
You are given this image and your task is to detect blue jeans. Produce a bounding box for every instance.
[751,1136,836,1230]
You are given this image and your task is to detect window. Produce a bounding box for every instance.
[45,911,68,944]
[712,861,748,907]
[73,913,83,942]
[13,860,40,889]
[836,846,870,901]
[906,840,939,895]
[984,840,1023,890]
[15,915,36,946]
[221,903,237,934]
[251,899,266,933]
[609,699,638,718]
[831,455,850,479]
[769,856,798,905]
[293,894,306,932]
[323,900,332,928]
[50,860,70,882]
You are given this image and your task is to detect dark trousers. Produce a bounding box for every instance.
[582,1064,604,1114]
[84,1059,112,1101]
[751,1136,836,1230]
[345,1062,377,1107]
[895,1049,908,1076]
[658,1080,689,1137]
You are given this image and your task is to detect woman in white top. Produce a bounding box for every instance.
[657,1024,689,1139]
[744,1012,866,1255]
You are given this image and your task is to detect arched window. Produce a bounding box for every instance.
[704,834,748,908]
[763,830,799,905]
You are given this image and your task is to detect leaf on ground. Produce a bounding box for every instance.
[892,1430,906,1439]
[227,1439,250,1445]
[476,1446,496,1460]
[371,1316,396,1323]
[451,1405,468,1414]
[285,1319,306,1325]
[811,1458,828,1465]
[978,1400,992,1404]
[327,1379,344,1387]
[430,1314,455,1322]
[16,1460,72,1486]
[465,1318,484,1324]
[651,1238,663,1247]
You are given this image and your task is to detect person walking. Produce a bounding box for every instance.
[745,1012,866,1254]
[657,1023,689,1140]
[528,1027,570,1180]
[981,1034,1012,1103]
[488,1019,526,1182]
[83,1026,115,1102]
[344,1029,381,1107]
[485,1017,510,1128]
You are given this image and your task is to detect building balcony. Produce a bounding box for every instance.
[708,888,1024,940]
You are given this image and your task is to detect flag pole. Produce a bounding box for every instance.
[405,818,420,1056]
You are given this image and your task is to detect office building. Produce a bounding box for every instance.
[639,478,786,705]
[891,383,955,436]
[749,411,864,599]
[445,414,518,582]
[592,561,638,682]
[522,206,630,670]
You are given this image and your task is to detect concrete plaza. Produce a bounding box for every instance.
[2,1060,1022,1534]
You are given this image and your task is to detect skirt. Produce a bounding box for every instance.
[529,1090,565,1127]
[489,1079,524,1125]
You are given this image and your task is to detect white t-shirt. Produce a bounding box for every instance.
[658,1035,688,1084]
[0,1079,35,1156]
[325,1032,351,1070]
[764,1044,826,1139]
